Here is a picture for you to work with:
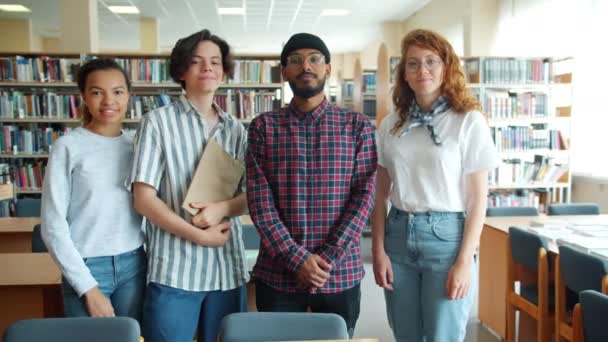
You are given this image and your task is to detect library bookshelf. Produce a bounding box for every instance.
[0,52,283,215]
[463,56,573,212]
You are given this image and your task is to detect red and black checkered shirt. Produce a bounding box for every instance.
[246,98,377,293]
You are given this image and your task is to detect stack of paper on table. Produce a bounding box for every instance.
[556,235,608,253]
[182,140,245,216]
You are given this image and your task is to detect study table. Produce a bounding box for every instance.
[478,214,608,340]
[0,217,40,253]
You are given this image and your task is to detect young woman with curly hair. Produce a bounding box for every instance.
[371,29,500,342]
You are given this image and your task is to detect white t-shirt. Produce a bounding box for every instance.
[377,109,500,212]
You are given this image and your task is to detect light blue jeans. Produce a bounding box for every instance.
[383,208,476,342]
[62,245,147,324]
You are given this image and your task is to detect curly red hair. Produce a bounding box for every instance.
[391,29,481,134]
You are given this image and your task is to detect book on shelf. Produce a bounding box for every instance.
[484,90,547,119]
[229,60,281,84]
[1,91,81,119]
[487,189,541,209]
[0,55,81,83]
[489,154,567,186]
[0,126,72,154]
[481,58,550,84]
[491,125,566,152]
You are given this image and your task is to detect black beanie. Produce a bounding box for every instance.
[280,33,331,66]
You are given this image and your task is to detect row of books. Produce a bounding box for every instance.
[1,126,73,154]
[488,189,541,209]
[126,94,172,119]
[215,91,280,120]
[465,58,550,84]
[0,56,81,83]
[227,60,281,84]
[489,156,568,185]
[484,91,548,118]
[0,56,283,84]
[0,91,81,119]
[362,72,377,93]
[342,81,354,99]
[491,125,566,151]
[9,160,45,191]
[363,99,376,118]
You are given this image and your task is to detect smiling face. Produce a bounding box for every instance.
[180,40,224,94]
[82,69,129,126]
[281,48,331,99]
[404,45,444,104]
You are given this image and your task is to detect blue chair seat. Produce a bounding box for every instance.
[520,285,555,308]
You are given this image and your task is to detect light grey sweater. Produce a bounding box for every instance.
[41,127,144,297]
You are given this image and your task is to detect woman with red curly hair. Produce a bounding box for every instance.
[371,29,500,341]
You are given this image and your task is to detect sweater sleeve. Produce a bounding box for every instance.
[41,139,97,297]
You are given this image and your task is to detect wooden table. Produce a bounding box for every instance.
[0,253,63,337]
[0,217,40,253]
[478,214,608,340]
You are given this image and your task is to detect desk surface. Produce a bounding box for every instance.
[0,217,40,233]
[484,214,608,233]
[0,253,61,286]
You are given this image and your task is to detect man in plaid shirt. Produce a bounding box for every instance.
[246,32,377,336]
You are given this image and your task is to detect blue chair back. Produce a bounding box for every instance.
[579,290,608,342]
[31,224,47,253]
[241,224,260,250]
[509,226,548,271]
[559,245,607,293]
[219,312,349,342]
[487,206,539,216]
[548,203,600,216]
[15,198,41,217]
[3,317,140,342]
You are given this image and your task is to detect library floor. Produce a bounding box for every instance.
[354,236,500,342]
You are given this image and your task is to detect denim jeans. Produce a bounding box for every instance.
[383,208,476,342]
[61,245,147,324]
[255,280,361,337]
[142,282,247,342]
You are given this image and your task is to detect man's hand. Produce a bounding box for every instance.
[295,254,332,289]
[84,287,115,317]
[193,221,232,247]
[190,202,227,228]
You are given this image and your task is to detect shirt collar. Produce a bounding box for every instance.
[178,94,230,123]
[287,97,328,122]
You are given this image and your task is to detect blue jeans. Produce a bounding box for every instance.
[62,245,147,324]
[383,208,476,342]
[142,282,247,342]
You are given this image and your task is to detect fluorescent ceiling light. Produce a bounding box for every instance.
[108,5,140,14]
[320,9,349,16]
[218,7,245,15]
[0,4,31,12]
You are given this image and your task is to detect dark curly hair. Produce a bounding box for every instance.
[76,58,130,125]
[170,29,235,90]
[391,29,481,134]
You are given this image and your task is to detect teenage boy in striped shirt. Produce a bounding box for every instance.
[128,29,249,342]
[246,32,378,337]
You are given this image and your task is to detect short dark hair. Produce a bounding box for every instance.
[170,29,235,90]
[76,58,131,125]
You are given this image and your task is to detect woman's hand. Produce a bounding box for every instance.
[84,287,115,317]
[446,258,472,300]
[373,250,394,290]
[190,202,227,228]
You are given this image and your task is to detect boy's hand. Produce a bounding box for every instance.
[190,202,227,228]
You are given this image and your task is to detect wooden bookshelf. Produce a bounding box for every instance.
[464,56,574,212]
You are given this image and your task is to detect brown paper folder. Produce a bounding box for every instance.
[182,140,245,216]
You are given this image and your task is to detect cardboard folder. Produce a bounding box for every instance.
[182,140,245,216]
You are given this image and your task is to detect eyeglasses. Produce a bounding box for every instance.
[286,53,326,67]
[405,58,443,73]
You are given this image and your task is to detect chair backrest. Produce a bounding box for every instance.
[559,245,608,293]
[579,290,608,342]
[219,312,349,342]
[31,224,47,253]
[486,206,539,217]
[241,224,260,250]
[3,317,140,342]
[15,198,41,217]
[548,203,600,216]
[509,226,549,271]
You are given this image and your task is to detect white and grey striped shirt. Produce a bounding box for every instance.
[127,95,249,291]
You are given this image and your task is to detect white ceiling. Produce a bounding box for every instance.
[0,0,430,54]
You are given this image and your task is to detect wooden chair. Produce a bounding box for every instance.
[507,227,554,342]
[555,246,608,342]
[572,290,608,342]
[486,206,539,217]
[547,203,600,216]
